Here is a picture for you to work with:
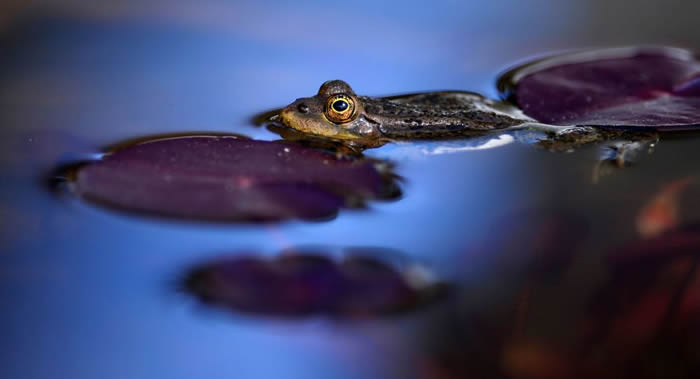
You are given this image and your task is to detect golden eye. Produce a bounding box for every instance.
[326,95,356,123]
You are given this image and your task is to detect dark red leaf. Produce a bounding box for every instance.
[501,47,700,130]
[72,136,399,222]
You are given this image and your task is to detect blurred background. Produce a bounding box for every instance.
[1,1,699,379]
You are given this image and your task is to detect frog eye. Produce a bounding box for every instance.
[325,95,357,123]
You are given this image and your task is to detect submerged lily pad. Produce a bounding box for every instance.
[183,250,447,318]
[500,46,700,129]
[71,136,400,222]
[577,227,700,376]
[609,223,700,266]
[420,222,700,379]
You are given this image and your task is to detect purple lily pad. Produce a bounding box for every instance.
[183,250,447,318]
[500,46,700,130]
[71,135,399,222]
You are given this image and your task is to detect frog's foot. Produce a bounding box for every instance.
[533,125,658,159]
[592,137,658,183]
[598,139,657,167]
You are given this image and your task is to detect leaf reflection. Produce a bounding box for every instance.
[182,248,448,319]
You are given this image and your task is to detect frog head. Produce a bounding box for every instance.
[278,80,383,142]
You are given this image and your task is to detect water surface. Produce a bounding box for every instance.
[2,1,700,378]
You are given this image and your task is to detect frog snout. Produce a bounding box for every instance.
[278,107,292,122]
[296,103,310,114]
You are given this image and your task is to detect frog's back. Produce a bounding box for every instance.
[362,91,526,139]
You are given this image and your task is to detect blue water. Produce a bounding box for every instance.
[2,1,700,378]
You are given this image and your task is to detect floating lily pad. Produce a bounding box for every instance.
[183,250,447,318]
[71,136,400,222]
[500,46,700,130]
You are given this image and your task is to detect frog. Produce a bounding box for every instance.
[270,80,658,169]
[276,80,526,142]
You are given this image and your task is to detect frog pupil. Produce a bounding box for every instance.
[332,100,349,112]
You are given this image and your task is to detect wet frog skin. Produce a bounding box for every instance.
[274,80,659,173]
[277,80,527,146]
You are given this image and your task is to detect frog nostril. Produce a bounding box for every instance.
[297,103,310,114]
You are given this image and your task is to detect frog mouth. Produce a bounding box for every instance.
[266,111,387,149]
[276,109,356,140]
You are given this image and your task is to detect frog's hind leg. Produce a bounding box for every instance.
[527,124,659,182]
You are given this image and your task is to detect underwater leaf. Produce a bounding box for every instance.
[72,136,399,222]
[610,223,700,264]
[501,47,700,129]
[636,177,694,238]
[574,231,700,376]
